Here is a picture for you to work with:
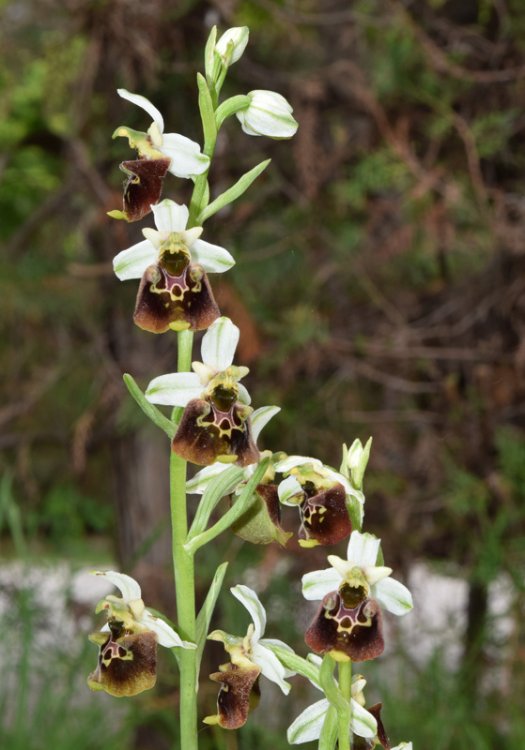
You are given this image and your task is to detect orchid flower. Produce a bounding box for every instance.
[146,317,275,465]
[302,531,413,662]
[236,90,298,138]
[113,199,234,333]
[204,585,295,728]
[87,571,194,697]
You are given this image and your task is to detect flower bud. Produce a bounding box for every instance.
[215,26,249,66]
[236,90,298,139]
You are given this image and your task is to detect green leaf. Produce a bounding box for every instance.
[215,94,250,130]
[195,562,228,669]
[123,373,175,438]
[188,465,245,537]
[197,159,271,224]
[263,643,320,686]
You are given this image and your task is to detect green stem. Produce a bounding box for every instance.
[171,329,197,750]
[337,660,352,750]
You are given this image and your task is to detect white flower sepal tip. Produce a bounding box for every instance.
[301,530,413,616]
[227,584,295,694]
[113,199,234,283]
[215,27,249,66]
[145,317,251,408]
[117,89,210,178]
[92,570,195,649]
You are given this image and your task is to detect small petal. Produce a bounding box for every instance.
[230,584,266,641]
[191,238,235,273]
[117,88,164,133]
[141,610,195,649]
[145,372,202,406]
[237,383,252,406]
[391,743,413,750]
[373,577,413,616]
[250,405,280,442]
[93,571,141,602]
[346,530,381,567]
[301,568,342,601]
[287,698,329,744]
[278,475,303,505]
[160,132,209,178]
[351,699,378,739]
[251,642,291,694]
[201,317,240,371]
[365,566,392,586]
[113,240,157,281]
[152,199,189,233]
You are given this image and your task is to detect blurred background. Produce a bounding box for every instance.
[2,0,525,748]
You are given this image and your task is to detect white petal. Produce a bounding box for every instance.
[186,463,230,494]
[278,475,303,505]
[160,133,209,178]
[373,577,413,616]
[93,570,141,602]
[152,199,189,234]
[117,89,164,133]
[391,743,413,750]
[351,699,377,739]
[201,317,239,371]
[259,638,296,678]
[230,584,266,641]
[141,610,195,649]
[145,372,202,406]
[364,566,392,586]
[287,698,329,744]
[346,530,380,567]
[301,568,341,601]
[274,455,323,473]
[250,405,280,442]
[113,240,157,281]
[252,642,290,694]
[191,239,235,273]
[237,383,252,406]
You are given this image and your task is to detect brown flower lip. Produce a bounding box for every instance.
[171,396,259,466]
[118,157,171,222]
[304,583,384,662]
[298,481,352,547]
[87,623,157,697]
[207,661,261,729]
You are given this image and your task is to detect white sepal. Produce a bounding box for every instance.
[351,700,378,739]
[392,744,413,750]
[152,199,189,234]
[252,642,291,694]
[186,463,230,494]
[365,565,392,586]
[274,455,322,473]
[250,405,280,442]
[346,530,380,567]
[145,372,202,406]
[191,239,235,273]
[287,698,330,744]
[373,576,413,616]
[159,133,210,178]
[201,317,240,372]
[230,584,266,641]
[141,610,195,649]
[117,89,164,133]
[215,26,249,65]
[301,568,341,601]
[278,475,303,505]
[113,240,157,281]
[93,570,141,601]
[259,637,296,678]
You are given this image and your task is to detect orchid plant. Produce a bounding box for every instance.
[87,25,414,750]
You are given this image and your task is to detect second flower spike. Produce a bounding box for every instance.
[113,200,234,333]
[146,317,267,466]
